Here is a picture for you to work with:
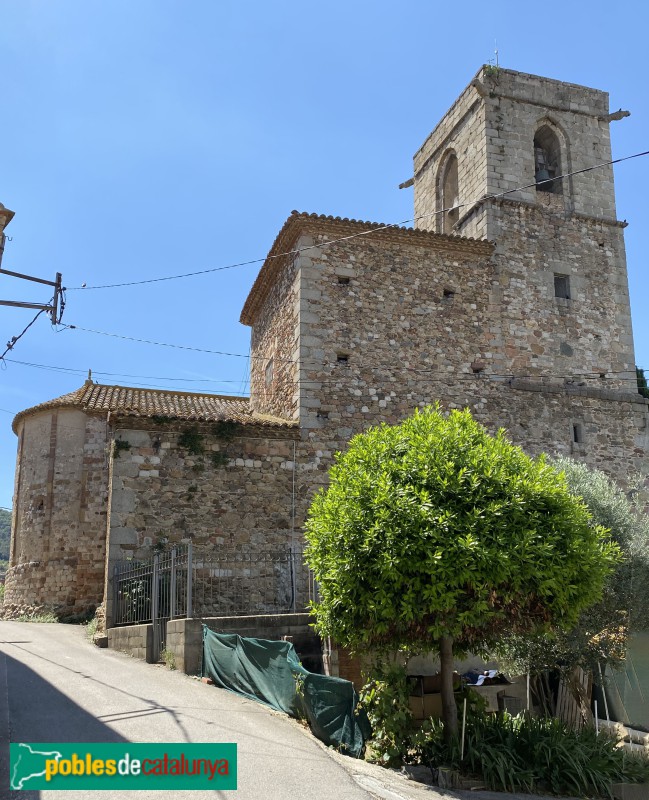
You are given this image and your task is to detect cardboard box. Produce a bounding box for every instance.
[409,692,443,720]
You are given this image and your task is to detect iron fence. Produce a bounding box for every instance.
[111,541,315,661]
[191,544,315,618]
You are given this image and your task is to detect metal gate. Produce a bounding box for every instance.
[113,543,192,662]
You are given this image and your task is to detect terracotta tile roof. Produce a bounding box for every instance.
[240,210,493,325]
[12,382,295,433]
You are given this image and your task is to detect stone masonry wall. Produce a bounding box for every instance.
[107,420,300,560]
[487,199,635,385]
[104,419,302,626]
[414,72,487,239]
[413,67,615,240]
[413,67,635,387]
[249,252,300,420]
[3,409,109,618]
[285,225,647,516]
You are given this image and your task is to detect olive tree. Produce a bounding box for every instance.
[496,457,649,676]
[305,406,620,737]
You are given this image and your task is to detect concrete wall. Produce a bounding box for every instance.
[166,613,319,675]
[107,623,154,663]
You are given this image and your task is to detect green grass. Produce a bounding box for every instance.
[17,611,59,623]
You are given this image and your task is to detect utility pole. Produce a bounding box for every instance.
[0,205,65,324]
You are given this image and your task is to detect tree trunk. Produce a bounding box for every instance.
[439,635,458,740]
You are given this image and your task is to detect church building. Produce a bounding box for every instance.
[4,67,647,621]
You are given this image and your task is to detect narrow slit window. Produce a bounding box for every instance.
[337,276,350,285]
[554,274,571,300]
[265,358,274,386]
[572,423,583,444]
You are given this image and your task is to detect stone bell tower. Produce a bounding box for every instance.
[410,67,636,388]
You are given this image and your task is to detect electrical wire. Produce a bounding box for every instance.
[54,322,649,383]
[0,308,48,363]
[3,357,250,384]
[63,149,649,292]
[8,331,649,389]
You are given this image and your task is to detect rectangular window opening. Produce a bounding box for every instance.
[554,274,571,300]
[443,288,455,299]
[336,353,349,365]
[572,423,583,444]
[337,276,350,285]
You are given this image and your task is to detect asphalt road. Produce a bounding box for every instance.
[0,621,377,800]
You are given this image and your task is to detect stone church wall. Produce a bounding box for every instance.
[248,250,300,420]
[104,419,304,627]
[3,410,109,618]
[280,221,647,511]
[106,420,301,562]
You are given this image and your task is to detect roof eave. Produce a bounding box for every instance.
[240,210,494,326]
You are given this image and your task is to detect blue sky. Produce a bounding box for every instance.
[1,1,648,509]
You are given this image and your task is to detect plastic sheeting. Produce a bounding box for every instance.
[202,627,370,758]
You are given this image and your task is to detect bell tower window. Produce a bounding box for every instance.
[440,153,459,234]
[534,125,562,194]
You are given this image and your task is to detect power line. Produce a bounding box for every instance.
[10,327,649,390]
[3,357,250,384]
[63,149,649,292]
[58,324,252,359]
[55,322,649,381]
[0,308,48,364]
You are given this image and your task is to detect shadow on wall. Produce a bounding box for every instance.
[0,648,129,796]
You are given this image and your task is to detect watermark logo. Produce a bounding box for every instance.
[10,743,237,790]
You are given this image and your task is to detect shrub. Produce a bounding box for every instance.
[417,712,649,797]
[360,663,416,766]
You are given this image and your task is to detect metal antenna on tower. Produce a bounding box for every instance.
[495,40,499,67]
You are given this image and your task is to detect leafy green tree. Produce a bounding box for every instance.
[637,366,649,399]
[496,458,649,676]
[305,406,620,737]
[0,508,10,569]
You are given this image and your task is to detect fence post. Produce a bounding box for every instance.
[289,545,296,612]
[170,547,177,619]
[112,564,119,627]
[186,541,193,619]
[151,553,160,661]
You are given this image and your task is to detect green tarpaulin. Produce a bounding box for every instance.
[202,627,370,757]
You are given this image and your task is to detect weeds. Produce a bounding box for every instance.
[161,648,176,670]
[113,439,132,458]
[17,611,59,623]
[85,614,98,641]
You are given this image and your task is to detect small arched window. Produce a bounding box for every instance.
[534,125,562,194]
[440,153,459,234]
